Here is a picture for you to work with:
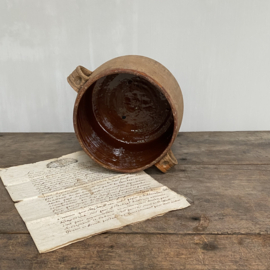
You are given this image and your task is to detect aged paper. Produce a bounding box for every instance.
[0,151,190,253]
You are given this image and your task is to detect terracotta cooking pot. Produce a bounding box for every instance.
[67,55,183,173]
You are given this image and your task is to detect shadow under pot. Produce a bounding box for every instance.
[68,55,183,173]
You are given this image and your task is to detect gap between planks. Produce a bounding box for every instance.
[0,231,269,236]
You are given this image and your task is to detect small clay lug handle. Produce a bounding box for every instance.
[155,149,178,173]
[67,66,92,93]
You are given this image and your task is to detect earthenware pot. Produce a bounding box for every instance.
[67,55,183,173]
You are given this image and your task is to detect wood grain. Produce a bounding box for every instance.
[1,234,270,270]
[0,132,270,269]
[0,133,82,168]
[0,132,270,168]
[172,131,270,165]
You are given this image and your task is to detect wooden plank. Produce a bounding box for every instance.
[0,132,270,168]
[1,164,270,234]
[0,181,27,233]
[0,133,82,168]
[173,131,270,165]
[141,164,270,235]
[0,234,270,270]
[1,132,270,269]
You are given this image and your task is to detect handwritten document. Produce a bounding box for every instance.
[0,151,190,253]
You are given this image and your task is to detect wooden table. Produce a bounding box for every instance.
[0,132,270,270]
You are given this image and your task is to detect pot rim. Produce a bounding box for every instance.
[73,68,179,173]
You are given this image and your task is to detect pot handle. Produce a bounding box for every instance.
[155,149,178,173]
[67,66,92,93]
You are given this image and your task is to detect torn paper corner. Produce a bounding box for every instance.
[1,151,190,253]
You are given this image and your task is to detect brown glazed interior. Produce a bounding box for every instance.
[76,72,174,171]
